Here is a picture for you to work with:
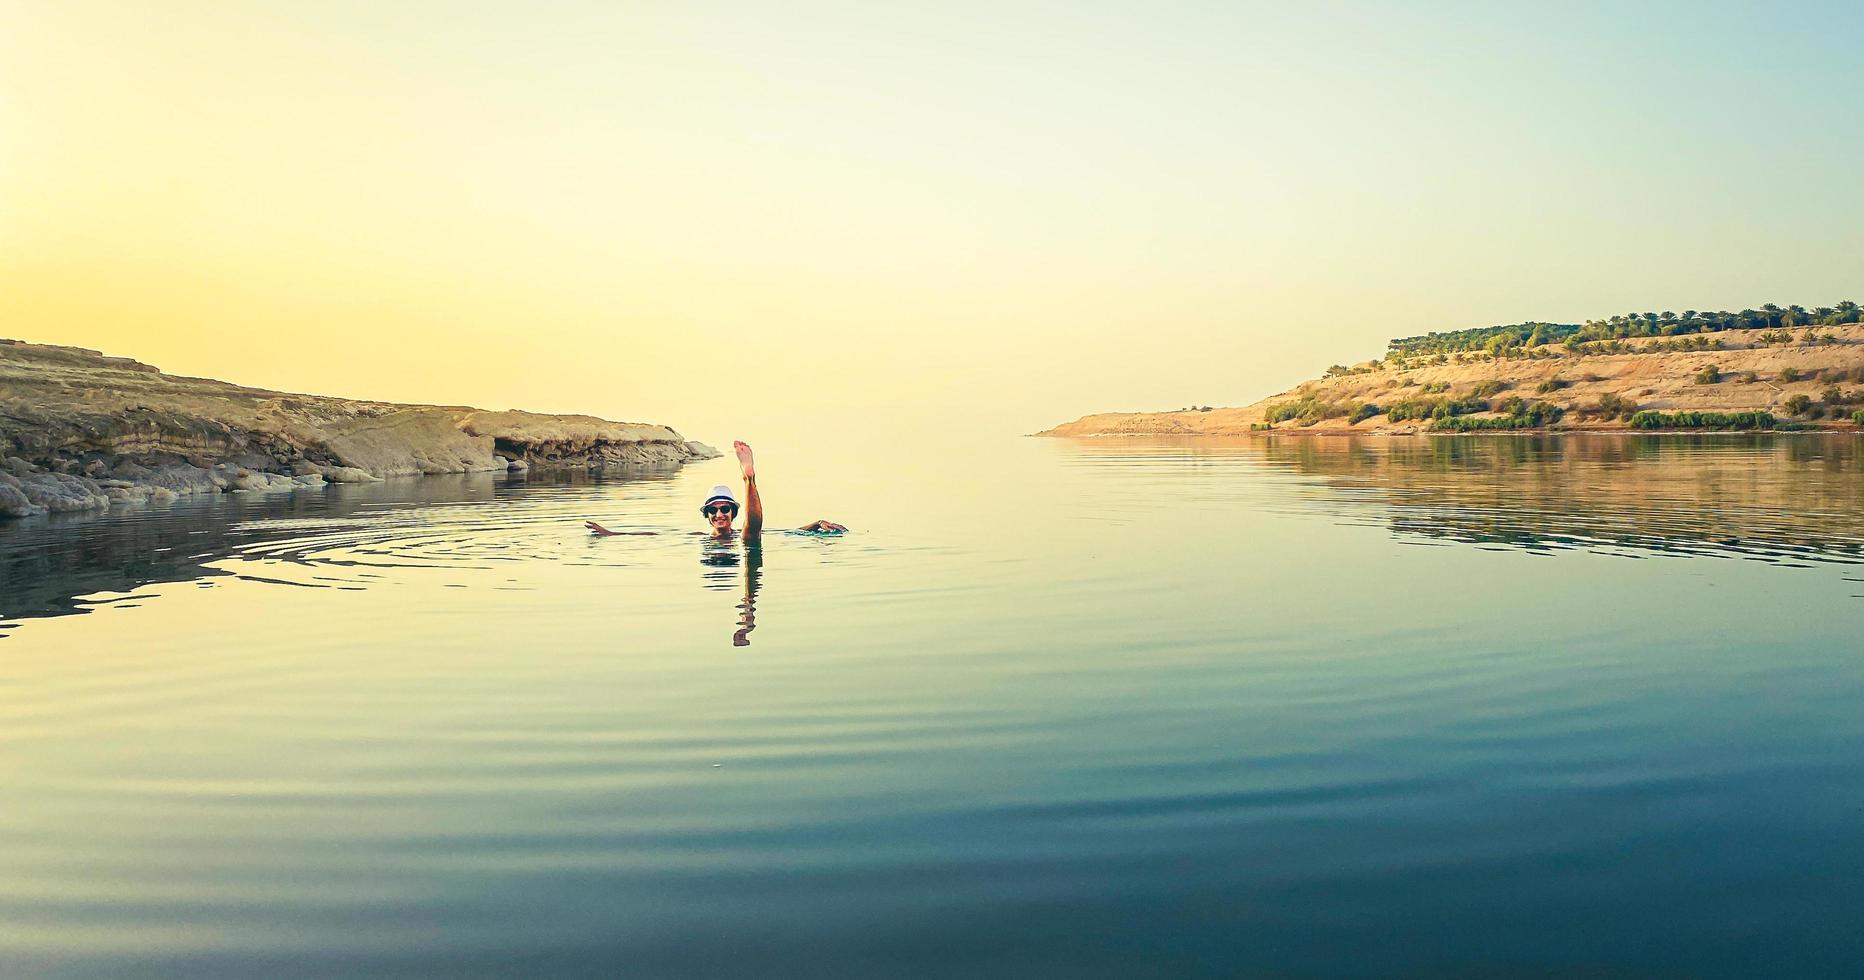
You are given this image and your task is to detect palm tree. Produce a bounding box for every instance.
[1762,303,1783,328]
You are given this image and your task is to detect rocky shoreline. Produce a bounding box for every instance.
[0,339,717,519]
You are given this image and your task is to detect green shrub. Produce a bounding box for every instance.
[1853,410,1864,426]
[1516,400,1563,425]
[1421,381,1450,394]
[1627,411,1777,430]
[1432,399,1563,431]
[1694,365,1722,384]
[1784,393,1812,415]
[1586,392,1636,420]
[1535,377,1570,394]
[1779,367,1803,383]
[1468,379,1510,398]
[1266,396,1348,426]
[1434,415,1531,431]
[1451,397,1491,416]
[1348,402,1381,425]
[1385,396,1490,422]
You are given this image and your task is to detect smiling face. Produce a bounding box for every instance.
[704,502,737,533]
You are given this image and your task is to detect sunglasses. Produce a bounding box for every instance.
[705,505,735,517]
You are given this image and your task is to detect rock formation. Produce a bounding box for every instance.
[0,339,717,518]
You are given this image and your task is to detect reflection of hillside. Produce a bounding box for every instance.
[1257,435,1864,563]
[0,468,678,629]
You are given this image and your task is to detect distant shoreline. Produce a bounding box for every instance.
[1040,427,1855,438]
[1040,320,1864,438]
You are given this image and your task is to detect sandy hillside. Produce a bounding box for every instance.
[1041,325,1864,436]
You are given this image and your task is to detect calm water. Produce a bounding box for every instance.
[4,433,1864,977]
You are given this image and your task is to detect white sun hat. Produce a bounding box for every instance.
[701,485,739,515]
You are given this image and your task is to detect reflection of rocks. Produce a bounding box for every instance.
[1255,434,1864,563]
[0,467,677,627]
[0,339,718,518]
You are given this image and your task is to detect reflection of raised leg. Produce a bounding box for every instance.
[733,549,763,646]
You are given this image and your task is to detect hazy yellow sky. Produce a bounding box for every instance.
[5,1,1861,440]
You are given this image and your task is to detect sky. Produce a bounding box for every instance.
[4,0,1861,442]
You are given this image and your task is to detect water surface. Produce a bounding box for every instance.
[3,433,1863,977]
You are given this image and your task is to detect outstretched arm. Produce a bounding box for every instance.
[735,441,763,542]
[586,521,653,536]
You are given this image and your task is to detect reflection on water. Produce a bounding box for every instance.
[5,433,1864,977]
[0,468,682,631]
[736,547,763,646]
[1275,434,1864,563]
[698,539,742,578]
[1064,433,1864,565]
[696,540,764,645]
[9,434,1862,635]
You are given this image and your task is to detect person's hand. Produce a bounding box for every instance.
[734,440,755,479]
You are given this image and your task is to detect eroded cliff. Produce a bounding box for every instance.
[0,339,717,518]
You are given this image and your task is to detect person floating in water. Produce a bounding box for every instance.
[585,441,846,542]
